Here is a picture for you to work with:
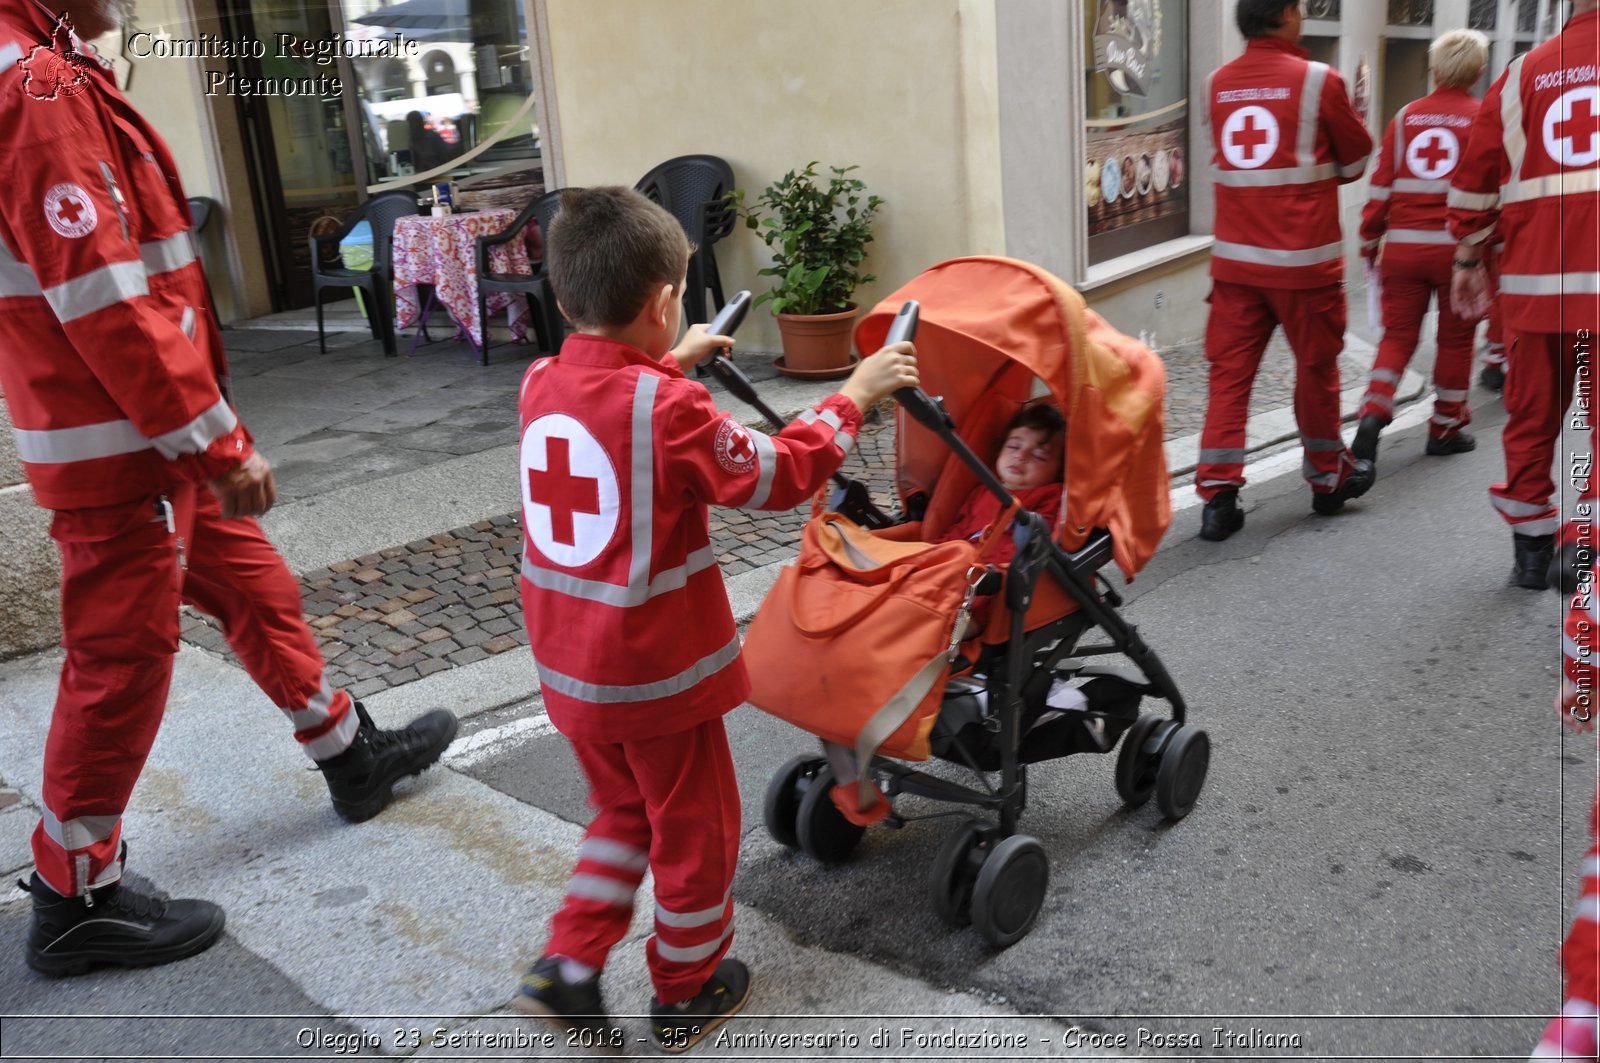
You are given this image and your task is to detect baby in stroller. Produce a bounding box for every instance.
[939,401,1066,567]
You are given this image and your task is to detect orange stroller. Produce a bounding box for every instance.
[736,256,1209,947]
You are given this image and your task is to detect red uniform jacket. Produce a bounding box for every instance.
[0,2,251,510]
[1361,87,1481,270]
[518,334,864,743]
[1207,36,1373,290]
[1448,9,1600,333]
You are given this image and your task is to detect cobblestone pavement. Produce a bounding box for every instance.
[1161,334,1373,438]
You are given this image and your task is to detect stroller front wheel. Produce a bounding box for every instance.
[763,755,823,850]
[1114,715,1169,807]
[929,819,998,927]
[971,834,1050,948]
[796,764,866,864]
[1154,725,1210,820]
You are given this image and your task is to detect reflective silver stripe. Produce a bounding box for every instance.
[1576,895,1600,925]
[1212,162,1335,187]
[1500,273,1600,296]
[42,259,148,322]
[567,873,636,907]
[1503,167,1600,204]
[1340,158,1369,179]
[1490,495,1552,517]
[1567,632,1586,664]
[520,544,716,607]
[149,397,236,459]
[1393,177,1451,195]
[1365,393,1396,413]
[743,428,779,509]
[1502,54,1530,186]
[1395,105,1408,171]
[627,375,658,594]
[655,886,732,929]
[301,705,359,761]
[1564,999,1600,1020]
[284,677,339,732]
[1431,413,1465,427]
[1360,239,1380,252]
[180,304,196,340]
[141,232,197,277]
[0,240,41,297]
[1303,462,1340,487]
[1212,240,1343,268]
[1508,516,1560,535]
[0,43,22,70]
[1301,436,1344,452]
[13,419,148,463]
[1367,186,1392,202]
[1368,368,1402,385]
[1198,448,1247,465]
[1435,387,1470,402]
[800,406,844,433]
[1461,225,1498,246]
[1198,478,1238,488]
[654,923,733,964]
[533,632,741,704]
[1585,854,1600,879]
[41,809,120,851]
[1386,228,1456,245]
[834,429,854,454]
[580,838,650,874]
[1298,63,1329,168]
[1447,188,1500,211]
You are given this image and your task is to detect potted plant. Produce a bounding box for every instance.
[733,162,883,377]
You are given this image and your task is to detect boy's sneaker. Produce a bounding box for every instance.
[513,956,609,1031]
[651,958,751,1054]
[318,701,458,822]
[21,867,225,977]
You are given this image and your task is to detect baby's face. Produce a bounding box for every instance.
[997,427,1063,491]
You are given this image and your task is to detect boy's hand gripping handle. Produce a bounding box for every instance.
[886,302,950,431]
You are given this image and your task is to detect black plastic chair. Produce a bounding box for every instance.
[635,155,737,329]
[309,190,418,357]
[475,188,569,365]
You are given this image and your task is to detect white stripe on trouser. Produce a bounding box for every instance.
[1302,460,1339,488]
[1435,388,1469,402]
[1447,187,1499,211]
[656,886,732,928]
[41,808,120,851]
[1364,393,1395,414]
[654,921,733,964]
[1576,895,1600,925]
[283,679,359,761]
[1368,368,1401,386]
[1500,273,1600,297]
[568,873,637,907]
[580,837,649,874]
[1430,413,1465,428]
[1492,495,1554,519]
[1386,228,1455,245]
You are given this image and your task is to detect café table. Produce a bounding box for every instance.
[391,209,537,355]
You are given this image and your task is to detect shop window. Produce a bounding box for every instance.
[1387,0,1435,26]
[1468,0,1498,31]
[1305,0,1340,20]
[1084,0,1190,265]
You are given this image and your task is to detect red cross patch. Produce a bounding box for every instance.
[43,183,97,239]
[520,414,620,568]
[714,418,757,475]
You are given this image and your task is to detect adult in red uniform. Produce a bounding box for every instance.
[0,0,456,976]
[1196,0,1375,542]
[1352,30,1489,465]
[1449,0,1600,589]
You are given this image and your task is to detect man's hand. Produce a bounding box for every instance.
[208,451,277,519]
[669,323,735,372]
[1559,680,1594,734]
[838,341,919,415]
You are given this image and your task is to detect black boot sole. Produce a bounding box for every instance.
[27,907,226,977]
[332,712,460,823]
[654,978,753,1055]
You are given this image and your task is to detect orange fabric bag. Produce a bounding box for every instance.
[743,508,1007,764]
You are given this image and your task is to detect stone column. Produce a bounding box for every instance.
[0,402,60,659]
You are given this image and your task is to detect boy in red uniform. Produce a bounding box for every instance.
[511,187,917,1052]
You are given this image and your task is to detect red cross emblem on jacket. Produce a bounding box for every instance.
[521,414,620,568]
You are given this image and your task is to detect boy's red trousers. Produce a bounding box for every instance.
[1492,331,1594,537]
[548,719,740,1004]
[35,481,353,897]
[1358,255,1473,441]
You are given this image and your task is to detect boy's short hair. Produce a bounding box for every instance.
[545,186,692,329]
[1235,0,1296,38]
[1003,402,1066,444]
[1429,29,1488,90]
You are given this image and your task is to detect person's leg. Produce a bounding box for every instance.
[1359,261,1431,427]
[1495,331,1571,587]
[1481,251,1507,390]
[1426,261,1477,451]
[1271,284,1370,511]
[1531,793,1600,1058]
[180,489,455,819]
[1195,281,1276,502]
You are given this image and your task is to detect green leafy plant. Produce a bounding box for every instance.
[732,162,884,316]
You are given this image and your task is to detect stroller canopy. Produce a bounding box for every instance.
[856,256,1171,579]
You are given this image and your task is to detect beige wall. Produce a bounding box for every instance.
[0,405,59,660]
[543,0,1003,352]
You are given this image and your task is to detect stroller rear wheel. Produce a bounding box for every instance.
[1114,715,1169,807]
[1155,725,1210,820]
[763,755,823,850]
[929,819,998,927]
[796,764,866,864]
[971,835,1050,948]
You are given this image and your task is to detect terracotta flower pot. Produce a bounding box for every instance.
[774,304,859,379]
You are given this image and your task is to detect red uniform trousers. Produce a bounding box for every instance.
[1197,281,1355,500]
[1561,795,1600,1011]
[1493,331,1593,537]
[1483,254,1506,370]
[548,718,740,1004]
[1358,255,1473,441]
[36,481,353,897]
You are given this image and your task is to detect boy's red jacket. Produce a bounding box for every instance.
[0,2,250,510]
[1448,8,1600,333]
[1360,87,1481,269]
[1206,36,1373,290]
[518,334,863,742]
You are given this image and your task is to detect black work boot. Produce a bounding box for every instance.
[1198,490,1245,542]
[1425,430,1477,456]
[1351,414,1386,463]
[1312,459,1377,516]
[651,957,752,1054]
[1512,533,1555,590]
[1479,363,1505,391]
[317,701,458,823]
[22,864,225,977]
[513,955,610,1032]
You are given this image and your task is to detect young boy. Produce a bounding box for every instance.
[940,402,1066,568]
[512,186,918,1052]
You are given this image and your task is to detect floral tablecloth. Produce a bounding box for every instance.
[392,209,536,350]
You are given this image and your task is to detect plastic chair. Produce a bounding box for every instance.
[309,190,418,357]
[475,188,570,365]
[635,155,737,330]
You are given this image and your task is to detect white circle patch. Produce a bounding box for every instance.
[1221,106,1280,170]
[1405,128,1460,180]
[714,418,757,475]
[1543,87,1600,168]
[520,414,620,569]
[43,183,97,239]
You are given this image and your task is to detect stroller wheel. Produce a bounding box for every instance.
[1155,725,1210,821]
[971,834,1050,948]
[1114,715,1169,808]
[796,764,866,864]
[929,819,997,927]
[764,755,822,850]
